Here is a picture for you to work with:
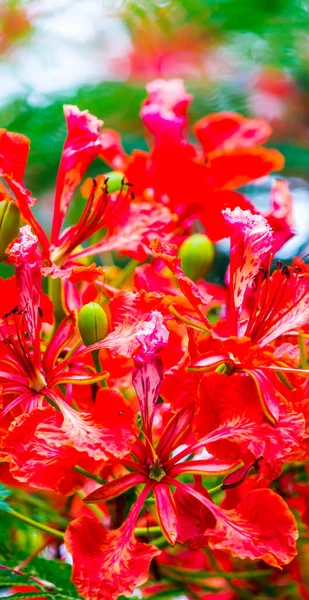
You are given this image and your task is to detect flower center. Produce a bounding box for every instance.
[149,459,166,482]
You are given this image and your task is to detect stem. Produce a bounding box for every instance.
[164,565,271,580]
[113,259,140,288]
[76,491,103,519]
[47,276,65,330]
[73,465,106,485]
[134,526,161,536]
[4,508,64,540]
[92,349,108,386]
[207,483,223,495]
[13,491,68,526]
[299,335,308,369]
[169,305,209,332]
[151,535,168,548]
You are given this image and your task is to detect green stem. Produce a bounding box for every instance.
[207,483,222,495]
[76,491,103,519]
[299,335,308,369]
[145,497,156,504]
[134,526,161,536]
[13,490,68,526]
[47,276,65,330]
[151,535,168,548]
[73,465,106,485]
[113,259,139,288]
[164,565,271,580]
[5,508,64,540]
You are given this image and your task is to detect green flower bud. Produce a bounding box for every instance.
[105,171,125,194]
[78,302,108,346]
[0,201,20,261]
[178,233,215,282]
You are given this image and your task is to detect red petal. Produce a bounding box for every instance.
[266,178,294,252]
[222,207,274,335]
[207,488,298,567]
[194,112,272,154]
[141,78,192,143]
[42,388,137,462]
[133,356,163,438]
[156,402,195,461]
[43,311,77,372]
[1,407,89,494]
[169,458,243,478]
[77,202,174,262]
[150,239,213,327]
[84,472,147,503]
[170,477,298,566]
[65,483,159,600]
[244,368,280,425]
[206,147,284,190]
[173,479,216,548]
[0,129,30,183]
[51,105,105,244]
[154,484,178,545]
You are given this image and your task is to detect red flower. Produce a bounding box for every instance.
[152,208,309,425]
[69,316,299,597]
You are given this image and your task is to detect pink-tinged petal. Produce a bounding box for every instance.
[156,402,195,461]
[133,356,163,438]
[154,484,178,545]
[194,112,272,154]
[99,128,126,170]
[43,311,77,372]
[222,208,274,335]
[167,415,262,470]
[243,368,280,425]
[188,352,232,371]
[51,105,105,244]
[135,310,169,357]
[0,390,37,421]
[84,472,147,504]
[76,202,174,262]
[169,458,243,478]
[43,388,137,461]
[168,477,298,567]
[50,370,108,386]
[8,226,44,362]
[51,312,164,376]
[65,482,158,600]
[266,178,294,252]
[141,78,192,143]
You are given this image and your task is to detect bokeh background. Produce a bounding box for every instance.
[1,0,309,259]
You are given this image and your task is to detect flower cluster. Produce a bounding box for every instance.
[1,78,309,600]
